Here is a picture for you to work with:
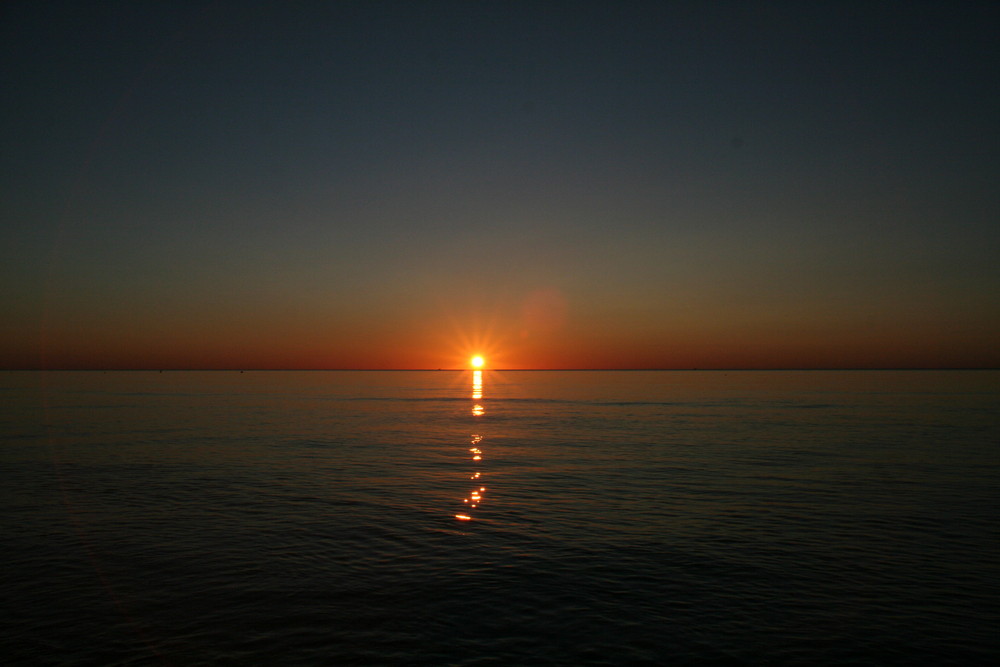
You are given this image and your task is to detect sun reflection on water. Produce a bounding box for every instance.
[456,369,489,522]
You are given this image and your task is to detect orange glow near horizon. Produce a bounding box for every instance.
[19,284,1000,370]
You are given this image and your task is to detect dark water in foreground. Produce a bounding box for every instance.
[2,370,998,665]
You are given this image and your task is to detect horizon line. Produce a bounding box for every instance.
[3,367,997,372]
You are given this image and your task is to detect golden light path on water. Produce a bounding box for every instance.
[472,369,482,400]
[457,363,486,521]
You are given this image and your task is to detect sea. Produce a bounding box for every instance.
[2,370,998,665]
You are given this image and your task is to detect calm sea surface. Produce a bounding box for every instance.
[2,370,998,665]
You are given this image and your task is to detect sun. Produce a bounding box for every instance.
[470,355,485,368]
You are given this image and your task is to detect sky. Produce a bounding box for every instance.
[2,0,998,369]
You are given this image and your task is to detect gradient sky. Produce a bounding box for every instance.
[3,1,998,369]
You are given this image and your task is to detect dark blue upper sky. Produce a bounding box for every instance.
[3,1,998,368]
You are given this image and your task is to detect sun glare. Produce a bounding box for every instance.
[470,355,485,368]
